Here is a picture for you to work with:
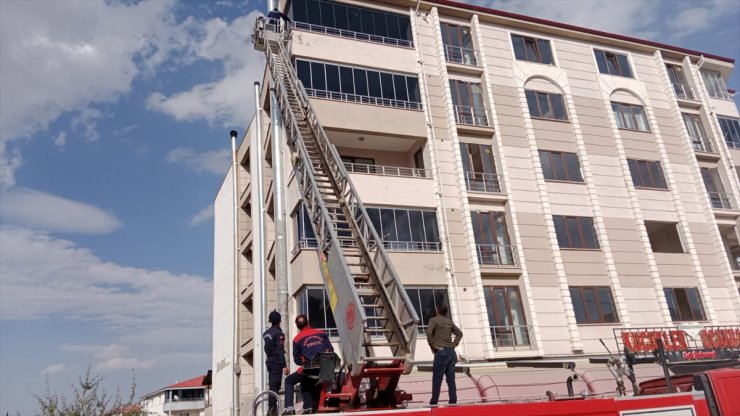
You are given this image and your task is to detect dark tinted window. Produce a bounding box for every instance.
[628,159,667,189]
[569,286,619,323]
[595,49,633,77]
[664,287,706,321]
[539,150,583,182]
[511,34,554,64]
[526,90,568,120]
[553,216,599,249]
[325,64,340,92]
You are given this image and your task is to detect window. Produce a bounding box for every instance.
[594,50,633,77]
[511,34,554,65]
[627,159,667,189]
[295,205,317,243]
[682,113,713,152]
[525,90,567,120]
[449,80,488,126]
[664,287,706,322]
[441,22,477,65]
[666,64,694,100]
[539,150,583,182]
[460,142,500,193]
[471,211,514,265]
[295,59,422,109]
[701,167,733,210]
[290,0,413,45]
[405,287,449,334]
[414,148,425,170]
[366,207,440,251]
[644,221,684,253]
[298,286,338,336]
[483,286,530,347]
[611,102,650,131]
[701,70,730,100]
[718,117,740,149]
[553,215,599,249]
[569,286,619,324]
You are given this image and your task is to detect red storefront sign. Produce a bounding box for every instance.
[620,327,740,355]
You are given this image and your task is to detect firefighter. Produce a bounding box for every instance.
[264,310,288,416]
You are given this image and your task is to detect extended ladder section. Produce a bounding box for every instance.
[252,18,419,409]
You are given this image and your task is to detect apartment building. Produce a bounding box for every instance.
[212,0,740,413]
[140,373,212,416]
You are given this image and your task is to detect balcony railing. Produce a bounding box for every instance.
[672,83,697,101]
[453,104,490,127]
[689,135,715,153]
[708,192,735,210]
[292,21,414,48]
[489,325,533,350]
[476,244,516,266]
[726,139,740,149]
[293,238,441,256]
[305,88,422,111]
[163,399,206,411]
[464,171,503,194]
[343,162,430,178]
[707,89,733,100]
[444,44,479,66]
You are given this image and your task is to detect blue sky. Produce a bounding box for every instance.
[0,0,738,414]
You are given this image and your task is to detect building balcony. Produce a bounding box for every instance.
[726,139,740,150]
[444,44,479,67]
[306,88,421,111]
[690,135,715,153]
[292,22,414,48]
[464,171,504,194]
[292,238,441,257]
[344,162,429,179]
[709,192,735,210]
[476,244,517,266]
[164,399,206,412]
[672,83,698,101]
[453,104,491,127]
[489,325,534,351]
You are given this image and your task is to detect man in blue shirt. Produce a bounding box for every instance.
[263,311,288,416]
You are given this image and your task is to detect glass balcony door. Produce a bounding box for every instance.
[483,286,530,348]
[471,211,514,265]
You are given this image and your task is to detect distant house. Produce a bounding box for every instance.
[141,371,212,416]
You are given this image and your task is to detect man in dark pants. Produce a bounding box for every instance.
[267,7,291,32]
[426,305,463,406]
[264,311,288,416]
[283,314,333,415]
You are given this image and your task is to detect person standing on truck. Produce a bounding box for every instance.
[427,305,463,406]
[283,314,334,415]
[264,311,288,416]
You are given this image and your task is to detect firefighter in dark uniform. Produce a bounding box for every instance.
[264,310,288,416]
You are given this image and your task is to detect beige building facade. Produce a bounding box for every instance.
[212,0,740,411]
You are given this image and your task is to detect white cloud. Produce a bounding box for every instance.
[41,363,72,376]
[54,132,67,150]
[0,0,185,188]
[146,12,265,127]
[71,107,104,142]
[0,187,122,234]
[190,205,215,226]
[666,0,738,39]
[166,147,231,175]
[59,344,157,372]
[0,226,212,339]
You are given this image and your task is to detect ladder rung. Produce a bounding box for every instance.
[363,342,399,347]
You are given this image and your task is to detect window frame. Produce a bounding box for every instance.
[366,207,440,250]
[483,286,530,347]
[718,117,740,149]
[611,101,650,132]
[525,90,568,121]
[701,70,730,100]
[663,287,707,322]
[297,286,339,337]
[511,34,555,65]
[538,150,583,182]
[627,159,667,189]
[553,215,600,249]
[404,286,450,334]
[569,286,619,324]
[594,49,633,78]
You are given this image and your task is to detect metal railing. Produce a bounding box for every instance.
[444,44,479,66]
[726,139,740,149]
[707,88,732,101]
[489,325,532,350]
[689,135,714,153]
[343,162,429,178]
[476,244,517,266]
[464,171,503,194]
[708,192,735,210]
[293,238,441,255]
[292,21,414,48]
[305,88,422,111]
[672,83,697,100]
[453,104,490,127]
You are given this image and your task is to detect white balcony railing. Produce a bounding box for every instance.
[453,104,490,127]
[708,192,735,210]
[305,88,422,111]
[292,21,414,48]
[489,325,533,350]
[343,162,430,178]
[464,171,503,194]
[292,238,441,256]
[689,135,715,153]
[164,399,206,412]
[672,83,697,101]
[476,244,517,266]
[726,139,740,149]
[444,44,479,66]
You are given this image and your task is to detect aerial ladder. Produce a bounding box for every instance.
[252,17,420,412]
